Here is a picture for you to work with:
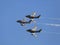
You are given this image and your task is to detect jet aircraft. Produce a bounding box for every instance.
[17,19,32,26]
[26,26,42,38]
[26,12,41,21]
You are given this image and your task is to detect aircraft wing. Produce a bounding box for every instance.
[32,33,37,38]
[31,12,36,16]
[21,23,25,26]
[22,18,26,22]
[32,26,37,31]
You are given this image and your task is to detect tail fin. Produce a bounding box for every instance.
[39,29,42,32]
[37,15,41,18]
[36,29,42,33]
[29,20,32,23]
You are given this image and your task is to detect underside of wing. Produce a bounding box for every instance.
[21,23,25,26]
[32,33,37,38]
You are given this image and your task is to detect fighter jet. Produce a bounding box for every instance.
[17,19,32,26]
[26,12,41,21]
[26,26,42,38]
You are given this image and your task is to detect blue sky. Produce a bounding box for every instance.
[0,0,60,45]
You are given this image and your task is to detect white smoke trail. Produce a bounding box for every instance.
[40,23,60,27]
[48,18,60,20]
[41,17,60,20]
[42,31,60,35]
[44,23,60,27]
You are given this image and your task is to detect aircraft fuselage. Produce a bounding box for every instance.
[27,29,42,33]
[17,20,32,24]
[26,15,40,19]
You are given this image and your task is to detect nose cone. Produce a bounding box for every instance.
[16,20,20,23]
[27,29,31,32]
[26,15,28,17]
[27,30,29,32]
[26,15,30,17]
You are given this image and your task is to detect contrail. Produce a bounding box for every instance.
[42,31,60,35]
[44,23,60,27]
[41,17,60,20]
[48,18,60,20]
[40,23,60,27]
